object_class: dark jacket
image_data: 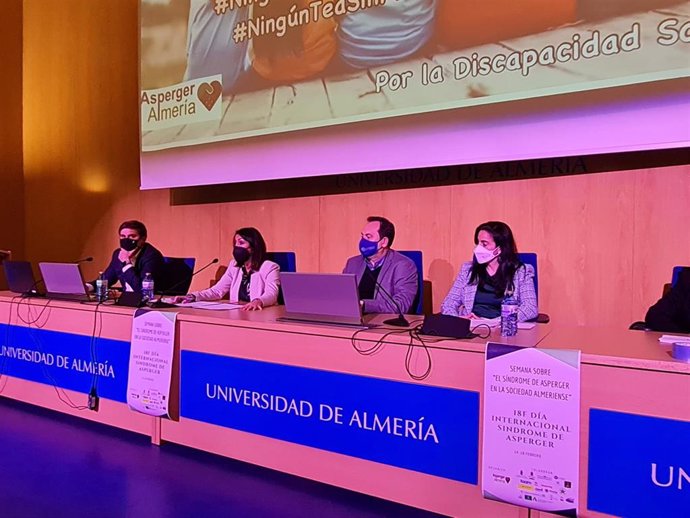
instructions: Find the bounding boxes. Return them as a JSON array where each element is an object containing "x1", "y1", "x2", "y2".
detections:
[
  {"x1": 92, "y1": 243, "x2": 164, "y2": 293},
  {"x1": 343, "y1": 249, "x2": 418, "y2": 314},
  {"x1": 645, "y1": 269, "x2": 690, "y2": 333}
]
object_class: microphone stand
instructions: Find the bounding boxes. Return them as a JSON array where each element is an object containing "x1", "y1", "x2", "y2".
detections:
[
  {"x1": 361, "y1": 258, "x2": 410, "y2": 327},
  {"x1": 148, "y1": 258, "x2": 219, "y2": 308}
]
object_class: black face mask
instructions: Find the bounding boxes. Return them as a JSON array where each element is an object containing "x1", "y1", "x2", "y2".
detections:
[
  {"x1": 232, "y1": 246, "x2": 251, "y2": 265},
  {"x1": 120, "y1": 238, "x2": 139, "y2": 252}
]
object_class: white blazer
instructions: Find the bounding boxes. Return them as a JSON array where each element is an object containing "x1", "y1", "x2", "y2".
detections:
[{"x1": 191, "y1": 259, "x2": 280, "y2": 307}]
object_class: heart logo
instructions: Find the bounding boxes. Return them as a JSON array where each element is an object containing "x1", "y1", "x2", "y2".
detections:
[{"x1": 197, "y1": 81, "x2": 222, "y2": 111}]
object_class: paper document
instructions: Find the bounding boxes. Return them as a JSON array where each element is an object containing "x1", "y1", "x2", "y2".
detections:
[
  {"x1": 659, "y1": 334, "x2": 690, "y2": 344},
  {"x1": 470, "y1": 318, "x2": 500, "y2": 329},
  {"x1": 178, "y1": 301, "x2": 244, "y2": 310}
]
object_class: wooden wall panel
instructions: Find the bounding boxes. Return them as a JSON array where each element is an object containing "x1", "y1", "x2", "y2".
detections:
[
  {"x1": 219, "y1": 196, "x2": 322, "y2": 274},
  {"x1": 22, "y1": 0, "x2": 140, "y2": 275},
  {"x1": 20, "y1": 0, "x2": 690, "y2": 331},
  {"x1": 141, "y1": 189, "x2": 222, "y2": 292},
  {"x1": 0, "y1": 0, "x2": 24, "y2": 285},
  {"x1": 318, "y1": 188, "x2": 453, "y2": 309},
  {"x1": 448, "y1": 172, "x2": 638, "y2": 328},
  {"x1": 527, "y1": 171, "x2": 636, "y2": 328},
  {"x1": 632, "y1": 166, "x2": 690, "y2": 319}
]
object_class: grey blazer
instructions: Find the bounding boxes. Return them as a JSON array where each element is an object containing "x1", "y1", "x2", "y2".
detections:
[
  {"x1": 343, "y1": 250, "x2": 418, "y2": 314},
  {"x1": 441, "y1": 261, "x2": 538, "y2": 322}
]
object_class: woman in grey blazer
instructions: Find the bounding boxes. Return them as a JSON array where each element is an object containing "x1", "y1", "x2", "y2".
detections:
[{"x1": 441, "y1": 221, "x2": 538, "y2": 322}]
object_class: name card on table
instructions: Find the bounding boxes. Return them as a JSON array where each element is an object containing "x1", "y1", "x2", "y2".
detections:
[
  {"x1": 127, "y1": 309, "x2": 177, "y2": 418},
  {"x1": 482, "y1": 343, "x2": 581, "y2": 517}
]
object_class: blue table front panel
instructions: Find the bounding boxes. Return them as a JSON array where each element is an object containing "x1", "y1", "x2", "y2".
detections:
[
  {"x1": 181, "y1": 351, "x2": 480, "y2": 484},
  {"x1": 0, "y1": 323, "x2": 130, "y2": 403},
  {"x1": 588, "y1": 409, "x2": 690, "y2": 517}
]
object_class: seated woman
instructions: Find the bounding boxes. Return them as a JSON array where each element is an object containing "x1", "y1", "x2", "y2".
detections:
[
  {"x1": 184, "y1": 0, "x2": 250, "y2": 94},
  {"x1": 338, "y1": 0, "x2": 436, "y2": 69},
  {"x1": 441, "y1": 221, "x2": 538, "y2": 321},
  {"x1": 645, "y1": 268, "x2": 690, "y2": 333},
  {"x1": 175, "y1": 227, "x2": 280, "y2": 311},
  {"x1": 251, "y1": 1, "x2": 336, "y2": 83}
]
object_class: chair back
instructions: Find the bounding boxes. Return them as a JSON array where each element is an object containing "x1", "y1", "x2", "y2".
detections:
[
  {"x1": 266, "y1": 252, "x2": 296, "y2": 273},
  {"x1": 517, "y1": 252, "x2": 538, "y2": 301},
  {"x1": 160, "y1": 257, "x2": 196, "y2": 295},
  {"x1": 397, "y1": 250, "x2": 423, "y2": 315},
  {"x1": 671, "y1": 266, "x2": 690, "y2": 288},
  {"x1": 517, "y1": 252, "x2": 550, "y2": 323},
  {"x1": 266, "y1": 252, "x2": 296, "y2": 305}
]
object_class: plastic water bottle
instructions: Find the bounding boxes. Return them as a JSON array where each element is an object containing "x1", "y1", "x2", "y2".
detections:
[
  {"x1": 142, "y1": 272, "x2": 154, "y2": 302},
  {"x1": 501, "y1": 292, "x2": 519, "y2": 337},
  {"x1": 95, "y1": 271, "x2": 108, "y2": 302}
]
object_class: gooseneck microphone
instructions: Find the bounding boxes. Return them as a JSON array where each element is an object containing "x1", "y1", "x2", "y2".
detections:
[
  {"x1": 362, "y1": 263, "x2": 410, "y2": 327},
  {"x1": 75, "y1": 256, "x2": 94, "y2": 263}
]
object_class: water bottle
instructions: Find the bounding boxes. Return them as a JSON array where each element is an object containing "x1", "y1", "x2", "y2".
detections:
[
  {"x1": 95, "y1": 271, "x2": 108, "y2": 302},
  {"x1": 501, "y1": 291, "x2": 519, "y2": 337},
  {"x1": 142, "y1": 272, "x2": 154, "y2": 302}
]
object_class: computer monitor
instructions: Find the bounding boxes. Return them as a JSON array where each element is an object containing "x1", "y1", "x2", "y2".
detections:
[
  {"x1": 38, "y1": 262, "x2": 89, "y2": 299},
  {"x1": 279, "y1": 273, "x2": 363, "y2": 326},
  {"x1": 2, "y1": 260, "x2": 38, "y2": 295}
]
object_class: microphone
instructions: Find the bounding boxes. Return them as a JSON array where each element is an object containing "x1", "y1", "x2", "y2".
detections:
[
  {"x1": 75, "y1": 256, "x2": 93, "y2": 263},
  {"x1": 362, "y1": 261, "x2": 410, "y2": 327},
  {"x1": 150, "y1": 258, "x2": 220, "y2": 305}
]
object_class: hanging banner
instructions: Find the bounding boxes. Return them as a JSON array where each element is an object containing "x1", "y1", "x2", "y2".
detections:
[
  {"x1": 127, "y1": 309, "x2": 177, "y2": 418},
  {"x1": 482, "y1": 343, "x2": 581, "y2": 517}
]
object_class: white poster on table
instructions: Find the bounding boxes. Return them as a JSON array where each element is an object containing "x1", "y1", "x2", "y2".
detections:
[
  {"x1": 482, "y1": 343, "x2": 581, "y2": 517},
  {"x1": 127, "y1": 309, "x2": 177, "y2": 418}
]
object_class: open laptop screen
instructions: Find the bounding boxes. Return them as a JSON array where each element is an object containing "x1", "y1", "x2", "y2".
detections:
[
  {"x1": 2, "y1": 260, "x2": 37, "y2": 294},
  {"x1": 280, "y1": 273, "x2": 362, "y2": 326},
  {"x1": 38, "y1": 262, "x2": 88, "y2": 295}
]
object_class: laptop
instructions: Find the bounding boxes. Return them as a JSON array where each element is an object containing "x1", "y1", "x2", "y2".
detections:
[
  {"x1": 38, "y1": 262, "x2": 93, "y2": 301},
  {"x1": 2, "y1": 260, "x2": 41, "y2": 295},
  {"x1": 279, "y1": 273, "x2": 365, "y2": 327}
]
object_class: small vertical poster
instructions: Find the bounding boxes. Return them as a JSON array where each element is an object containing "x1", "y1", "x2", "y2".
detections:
[
  {"x1": 127, "y1": 309, "x2": 177, "y2": 418},
  {"x1": 482, "y1": 343, "x2": 581, "y2": 517}
]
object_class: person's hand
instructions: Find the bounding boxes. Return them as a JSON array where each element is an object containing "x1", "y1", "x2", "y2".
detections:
[
  {"x1": 241, "y1": 299, "x2": 263, "y2": 311},
  {"x1": 468, "y1": 313, "x2": 480, "y2": 319},
  {"x1": 118, "y1": 249, "x2": 132, "y2": 264},
  {"x1": 85, "y1": 283, "x2": 95, "y2": 293},
  {"x1": 172, "y1": 294, "x2": 195, "y2": 304}
]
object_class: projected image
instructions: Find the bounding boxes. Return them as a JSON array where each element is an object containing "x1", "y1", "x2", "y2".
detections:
[{"x1": 141, "y1": 0, "x2": 690, "y2": 151}]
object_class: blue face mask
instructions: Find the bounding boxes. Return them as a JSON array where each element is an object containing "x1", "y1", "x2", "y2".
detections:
[{"x1": 359, "y1": 238, "x2": 380, "y2": 258}]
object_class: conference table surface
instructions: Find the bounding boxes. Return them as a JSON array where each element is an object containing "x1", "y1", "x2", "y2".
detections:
[
  {"x1": 2, "y1": 292, "x2": 685, "y2": 367},
  {"x1": 1, "y1": 293, "x2": 688, "y2": 518},
  {"x1": 4, "y1": 292, "x2": 682, "y2": 364}
]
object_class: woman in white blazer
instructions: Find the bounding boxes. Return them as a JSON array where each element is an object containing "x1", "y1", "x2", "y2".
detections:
[{"x1": 176, "y1": 227, "x2": 280, "y2": 311}]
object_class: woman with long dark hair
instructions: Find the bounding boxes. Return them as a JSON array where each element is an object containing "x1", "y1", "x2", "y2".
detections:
[
  {"x1": 441, "y1": 221, "x2": 538, "y2": 321},
  {"x1": 175, "y1": 227, "x2": 280, "y2": 311}
]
